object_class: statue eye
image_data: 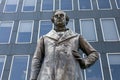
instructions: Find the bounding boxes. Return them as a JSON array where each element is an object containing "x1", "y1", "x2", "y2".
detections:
[
  {"x1": 54, "y1": 15, "x2": 58, "y2": 18},
  {"x1": 54, "y1": 14, "x2": 64, "y2": 18},
  {"x1": 60, "y1": 14, "x2": 64, "y2": 17}
]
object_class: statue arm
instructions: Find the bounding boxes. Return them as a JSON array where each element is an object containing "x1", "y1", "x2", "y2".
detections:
[
  {"x1": 30, "y1": 36, "x2": 45, "y2": 80},
  {"x1": 78, "y1": 35, "x2": 99, "y2": 69}
]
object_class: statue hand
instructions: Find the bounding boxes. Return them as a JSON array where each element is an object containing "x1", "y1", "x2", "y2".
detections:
[{"x1": 72, "y1": 50, "x2": 82, "y2": 59}]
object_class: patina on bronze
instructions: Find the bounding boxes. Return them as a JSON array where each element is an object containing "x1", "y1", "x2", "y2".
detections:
[{"x1": 30, "y1": 10, "x2": 99, "y2": 80}]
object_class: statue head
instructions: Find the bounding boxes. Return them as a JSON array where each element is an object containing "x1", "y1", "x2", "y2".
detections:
[{"x1": 51, "y1": 10, "x2": 69, "y2": 31}]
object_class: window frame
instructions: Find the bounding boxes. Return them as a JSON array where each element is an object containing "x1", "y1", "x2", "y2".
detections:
[
  {"x1": 40, "y1": 0, "x2": 55, "y2": 12},
  {"x1": 106, "y1": 53, "x2": 120, "y2": 80},
  {"x1": 79, "y1": 18, "x2": 98, "y2": 42},
  {"x1": 78, "y1": 0, "x2": 93, "y2": 11},
  {"x1": 16, "y1": 20, "x2": 34, "y2": 44},
  {"x1": 115, "y1": 0, "x2": 120, "y2": 9},
  {"x1": 66, "y1": 19, "x2": 75, "y2": 32},
  {"x1": 21, "y1": 0, "x2": 37, "y2": 12},
  {"x1": 0, "y1": 21, "x2": 14, "y2": 44},
  {"x1": 84, "y1": 53, "x2": 104, "y2": 80},
  {"x1": 38, "y1": 20, "x2": 53, "y2": 40},
  {"x1": 96, "y1": 0, "x2": 112, "y2": 10},
  {"x1": 3, "y1": 0, "x2": 19, "y2": 13},
  {"x1": 0, "y1": 55, "x2": 7, "y2": 80},
  {"x1": 100, "y1": 18, "x2": 120, "y2": 42},
  {"x1": 8, "y1": 55, "x2": 30, "y2": 80},
  {"x1": 59, "y1": 0, "x2": 74, "y2": 11}
]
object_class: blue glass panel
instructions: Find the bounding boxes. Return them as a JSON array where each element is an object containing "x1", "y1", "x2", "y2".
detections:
[
  {"x1": 116, "y1": 0, "x2": 120, "y2": 8},
  {"x1": 10, "y1": 56, "x2": 28, "y2": 80},
  {"x1": 79, "y1": 0, "x2": 91, "y2": 9},
  {"x1": 110, "y1": 65, "x2": 120, "y2": 80},
  {"x1": 42, "y1": 0, "x2": 53, "y2": 10},
  {"x1": 0, "y1": 0, "x2": 2, "y2": 4},
  {"x1": 4, "y1": 5, "x2": 17, "y2": 12},
  {"x1": 0, "y1": 56, "x2": 5, "y2": 78},
  {"x1": 86, "y1": 60, "x2": 103, "y2": 80},
  {"x1": 61, "y1": 0, "x2": 72, "y2": 10},
  {"x1": 23, "y1": 6, "x2": 34, "y2": 11},
  {"x1": 39, "y1": 21, "x2": 52, "y2": 37},
  {"x1": 17, "y1": 32, "x2": 31, "y2": 42},
  {"x1": 0, "y1": 27, "x2": 11, "y2": 43},
  {"x1": 98, "y1": 0, "x2": 111, "y2": 9}
]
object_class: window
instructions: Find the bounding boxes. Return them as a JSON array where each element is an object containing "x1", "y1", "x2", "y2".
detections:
[
  {"x1": 100, "y1": 18, "x2": 119, "y2": 41},
  {"x1": 84, "y1": 54, "x2": 104, "y2": 80},
  {"x1": 78, "y1": 0, "x2": 93, "y2": 10},
  {"x1": 80, "y1": 19, "x2": 98, "y2": 42},
  {"x1": 115, "y1": 0, "x2": 120, "y2": 8},
  {"x1": 0, "y1": 0, "x2": 1, "y2": 3},
  {"x1": 60, "y1": 0, "x2": 73, "y2": 10},
  {"x1": 22, "y1": 0, "x2": 36, "y2": 12},
  {"x1": 16, "y1": 21, "x2": 33, "y2": 43},
  {"x1": 41, "y1": 0, "x2": 54, "y2": 11},
  {"x1": 107, "y1": 53, "x2": 120, "y2": 80},
  {"x1": 4, "y1": 0, "x2": 19, "y2": 12},
  {"x1": 38, "y1": 20, "x2": 53, "y2": 38},
  {"x1": 0, "y1": 21, "x2": 14, "y2": 44},
  {"x1": 97, "y1": 0, "x2": 111, "y2": 9},
  {"x1": 66, "y1": 19, "x2": 75, "y2": 32},
  {"x1": 0, "y1": 55, "x2": 6, "y2": 80},
  {"x1": 9, "y1": 55, "x2": 29, "y2": 80}
]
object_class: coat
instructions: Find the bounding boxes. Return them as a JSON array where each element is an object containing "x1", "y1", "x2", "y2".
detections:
[{"x1": 30, "y1": 29, "x2": 99, "y2": 80}]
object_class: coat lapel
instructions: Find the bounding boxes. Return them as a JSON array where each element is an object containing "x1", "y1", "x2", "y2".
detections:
[
  {"x1": 45, "y1": 29, "x2": 78, "y2": 42},
  {"x1": 45, "y1": 29, "x2": 60, "y2": 41},
  {"x1": 58, "y1": 29, "x2": 77, "y2": 42}
]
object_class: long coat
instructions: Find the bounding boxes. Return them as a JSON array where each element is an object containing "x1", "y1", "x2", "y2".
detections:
[{"x1": 30, "y1": 29, "x2": 99, "y2": 80}]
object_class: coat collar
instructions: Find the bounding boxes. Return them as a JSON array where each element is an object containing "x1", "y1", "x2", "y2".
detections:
[{"x1": 45, "y1": 29, "x2": 78, "y2": 42}]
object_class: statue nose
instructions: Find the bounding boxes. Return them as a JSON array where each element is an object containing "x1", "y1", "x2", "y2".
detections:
[{"x1": 58, "y1": 15, "x2": 61, "y2": 18}]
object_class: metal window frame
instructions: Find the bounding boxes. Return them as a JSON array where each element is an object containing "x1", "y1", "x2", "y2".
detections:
[
  {"x1": 0, "y1": 21, "x2": 14, "y2": 44},
  {"x1": 40, "y1": 0, "x2": 55, "y2": 12},
  {"x1": 21, "y1": 0, "x2": 37, "y2": 12},
  {"x1": 96, "y1": 0, "x2": 112, "y2": 10},
  {"x1": 100, "y1": 18, "x2": 120, "y2": 42},
  {"x1": 8, "y1": 55, "x2": 30, "y2": 80},
  {"x1": 78, "y1": 0, "x2": 93, "y2": 11},
  {"x1": 16, "y1": 20, "x2": 34, "y2": 44},
  {"x1": 79, "y1": 18, "x2": 98, "y2": 42},
  {"x1": 3, "y1": 0, "x2": 20, "y2": 13}
]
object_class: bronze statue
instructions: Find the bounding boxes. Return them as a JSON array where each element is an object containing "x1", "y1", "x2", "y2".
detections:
[{"x1": 30, "y1": 10, "x2": 99, "y2": 80}]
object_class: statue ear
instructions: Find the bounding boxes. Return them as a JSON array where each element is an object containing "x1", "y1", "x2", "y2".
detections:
[
  {"x1": 66, "y1": 15, "x2": 69, "y2": 22},
  {"x1": 51, "y1": 16, "x2": 54, "y2": 23},
  {"x1": 66, "y1": 15, "x2": 69, "y2": 25}
]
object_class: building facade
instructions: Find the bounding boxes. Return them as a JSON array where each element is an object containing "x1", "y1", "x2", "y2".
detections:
[{"x1": 0, "y1": 0, "x2": 120, "y2": 80}]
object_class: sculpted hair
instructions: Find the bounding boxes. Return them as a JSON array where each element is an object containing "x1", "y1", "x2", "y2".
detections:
[{"x1": 51, "y1": 10, "x2": 69, "y2": 25}]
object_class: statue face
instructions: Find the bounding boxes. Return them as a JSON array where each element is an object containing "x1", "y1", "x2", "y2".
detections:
[{"x1": 53, "y1": 10, "x2": 66, "y2": 27}]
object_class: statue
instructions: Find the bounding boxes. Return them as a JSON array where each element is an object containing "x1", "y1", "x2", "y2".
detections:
[{"x1": 30, "y1": 10, "x2": 99, "y2": 80}]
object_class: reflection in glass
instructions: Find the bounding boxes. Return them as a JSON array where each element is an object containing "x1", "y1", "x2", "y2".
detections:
[
  {"x1": 80, "y1": 19, "x2": 97, "y2": 41},
  {"x1": 22, "y1": 0, "x2": 36, "y2": 11},
  {"x1": 101, "y1": 19, "x2": 119, "y2": 41},
  {"x1": 9, "y1": 56, "x2": 29, "y2": 80},
  {"x1": 97, "y1": 0, "x2": 111, "y2": 9},
  {"x1": 79, "y1": 0, "x2": 92, "y2": 10},
  {"x1": 60, "y1": 0, "x2": 72, "y2": 10},
  {"x1": 0, "y1": 22, "x2": 13, "y2": 43},
  {"x1": 41, "y1": 0, "x2": 54, "y2": 11},
  {"x1": 116, "y1": 0, "x2": 120, "y2": 8},
  {"x1": 4, "y1": 0, "x2": 19, "y2": 12},
  {"x1": 0, "y1": 56, "x2": 6, "y2": 80},
  {"x1": 39, "y1": 21, "x2": 52, "y2": 38},
  {"x1": 17, "y1": 21, "x2": 33, "y2": 43},
  {"x1": 85, "y1": 58, "x2": 103, "y2": 80},
  {"x1": 108, "y1": 54, "x2": 120, "y2": 80}
]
